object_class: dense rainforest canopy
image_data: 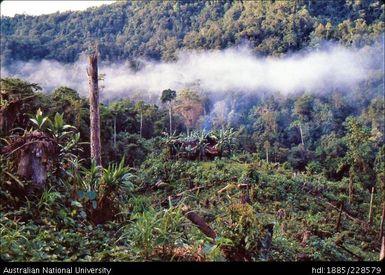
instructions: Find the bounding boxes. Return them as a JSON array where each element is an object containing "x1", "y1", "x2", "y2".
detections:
[
  {"x1": 1, "y1": 0, "x2": 384, "y2": 64},
  {"x1": 0, "y1": 0, "x2": 385, "y2": 263}
]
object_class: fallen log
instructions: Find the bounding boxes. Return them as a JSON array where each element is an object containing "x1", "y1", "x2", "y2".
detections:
[
  {"x1": 336, "y1": 244, "x2": 364, "y2": 260},
  {"x1": 336, "y1": 203, "x2": 343, "y2": 232},
  {"x1": 155, "y1": 180, "x2": 168, "y2": 189},
  {"x1": 160, "y1": 185, "x2": 209, "y2": 206},
  {"x1": 218, "y1": 183, "x2": 248, "y2": 194},
  {"x1": 175, "y1": 185, "x2": 207, "y2": 197},
  {"x1": 181, "y1": 204, "x2": 217, "y2": 239},
  {"x1": 313, "y1": 229, "x2": 333, "y2": 238},
  {"x1": 324, "y1": 201, "x2": 365, "y2": 225}
]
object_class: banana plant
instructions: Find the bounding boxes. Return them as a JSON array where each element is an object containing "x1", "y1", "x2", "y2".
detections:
[
  {"x1": 48, "y1": 112, "x2": 77, "y2": 141},
  {"x1": 46, "y1": 113, "x2": 85, "y2": 177},
  {"x1": 215, "y1": 128, "x2": 236, "y2": 156},
  {"x1": 185, "y1": 144, "x2": 195, "y2": 159},
  {"x1": 195, "y1": 131, "x2": 210, "y2": 161},
  {"x1": 29, "y1": 108, "x2": 49, "y2": 130},
  {"x1": 162, "y1": 131, "x2": 182, "y2": 159}
]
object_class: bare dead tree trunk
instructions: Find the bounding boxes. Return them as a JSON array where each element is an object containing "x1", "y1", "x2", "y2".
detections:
[
  {"x1": 348, "y1": 175, "x2": 354, "y2": 204},
  {"x1": 380, "y1": 202, "x2": 385, "y2": 241},
  {"x1": 380, "y1": 236, "x2": 385, "y2": 261},
  {"x1": 169, "y1": 105, "x2": 172, "y2": 136},
  {"x1": 336, "y1": 202, "x2": 343, "y2": 232},
  {"x1": 368, "y1": 187, "x2": 374, "y2": 227},
  {"x1": 113, "y1": 116, "x2": 116, "y2": 149},
  {"x1": 299, "y1": 124, "x2": 304, "y2": 146},
  {"x1": 140, "y1": 111, "x2": 143, "y2": 138},
  {"x1": 87, "y1": 52, "x2": 102, "y2": 166}
]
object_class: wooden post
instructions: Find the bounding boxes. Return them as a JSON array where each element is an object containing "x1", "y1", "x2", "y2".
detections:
[
  {"x1": 87, "y1": 51, "x2": 102, "y2": 166},
  {"x1": 336, "y1": 202, "x2": 343, "y2": 232},
  {"x1": 368, "y1": 187, "x2": 374, "y2": 227},
  {"x1": 380, "y1": 236, "x2": 385, "y2": 261}
]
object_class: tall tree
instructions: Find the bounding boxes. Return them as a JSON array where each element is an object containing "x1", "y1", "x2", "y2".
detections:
[
  {"x1": 264, "y1": 140, "x2": 271, "y2": 163},
  {"x1": 134, "y1": 101, "x2": 145, "y2": 138},
  {"x1": 290, "y1": 120, "x2": 305, "y2": 146},
  {"x1": 161, "y1": 89, "x2": 176, "y2": 135},
  {"x1": 51, "y1": 86, "x2": 83, "y2": 129},
  {"x1": 292, "y1": 95, "x2": 314, "y2": 147},
  {"x1": 87, "y1": 51, "x2": 102, "y2": 166},
  {"x1": 134, "y1": 101, "x2": 156, "y2": 138},
  {"x1": 375, "y1": 145, "x2": 385, "y2": 198},
  {"x1": 174, "y1": 89, "x2": 204, "y2": 136},
  {"x1": 341, "y1": 117, "x2": 376, "y2": 203}
]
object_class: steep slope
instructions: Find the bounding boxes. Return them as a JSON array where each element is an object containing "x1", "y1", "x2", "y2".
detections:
[{"x1": 1, "y1": 0, "x2": 383, "y2": 65}]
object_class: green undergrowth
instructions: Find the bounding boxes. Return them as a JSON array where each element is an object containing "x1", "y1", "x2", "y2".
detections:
[{"x1": 1, "y1": 154, "x2": 381, "y2": 261}]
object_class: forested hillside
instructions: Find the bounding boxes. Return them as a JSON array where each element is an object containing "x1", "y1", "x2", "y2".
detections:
[
  {"x1": 1, "y1": 0, "x2": 384, "y2": 64},
  {"x1": 1, "y1": 0, "x2": 385, "y2": 263}
]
